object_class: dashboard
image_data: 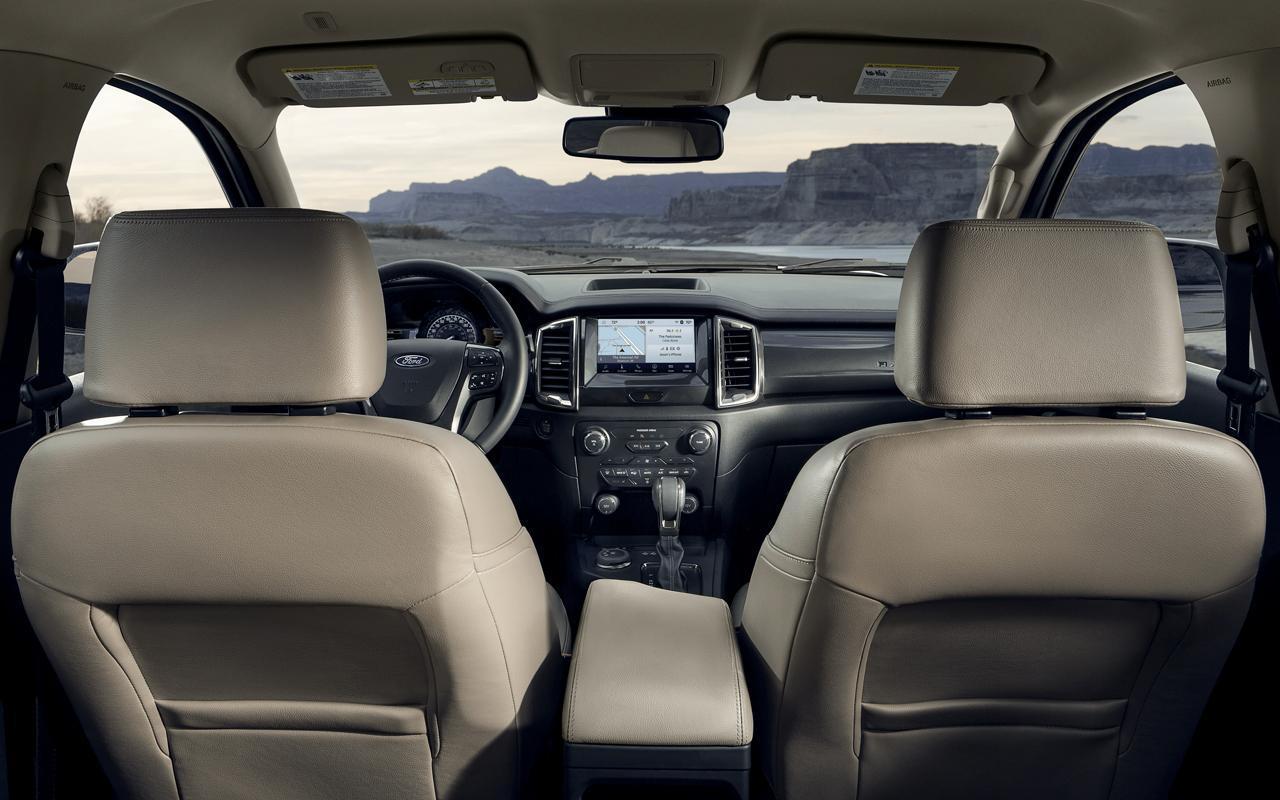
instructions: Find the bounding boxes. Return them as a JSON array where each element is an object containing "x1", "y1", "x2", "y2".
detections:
[
  {"x1": 391, "y1": 267, "x2": 924, "y2": 604},
  {"x1": 384, "y1": 284, "x2": 502, "y2": 345}
]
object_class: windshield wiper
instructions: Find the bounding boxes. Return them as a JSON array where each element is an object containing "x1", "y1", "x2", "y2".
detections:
[
  {"x1": 518, "y1": 262, "x2": 780, "y2": 275},
  {"x1": 777, "y1": 258, "x2": 904, "y2": 276},
  {"x1": 516, "y1": 260, "x2": 906, "y2": 276}
]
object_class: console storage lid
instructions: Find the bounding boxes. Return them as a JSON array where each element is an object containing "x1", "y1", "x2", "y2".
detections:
[{"x1": 564, "y1": 579, "x2": 752, "y2": 747}]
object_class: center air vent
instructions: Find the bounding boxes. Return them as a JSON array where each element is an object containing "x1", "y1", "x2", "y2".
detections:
[
  {"x1": 535, "y1": 318, "x2": 579, "y2": 409},
  {"x1": 715, "y1": 317, "x2": 763, "y2": 408}
]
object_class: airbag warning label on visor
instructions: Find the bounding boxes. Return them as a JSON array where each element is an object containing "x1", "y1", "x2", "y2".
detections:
[
  {"x1": 283, "y1": 66, "x2": 391, "y2": 101},
  {"x1": 854, "y1": 63, "x2": 958, "y2": 98},
  {"x1": 409, "y1": 77, "x2": 498, "y2": 96}
]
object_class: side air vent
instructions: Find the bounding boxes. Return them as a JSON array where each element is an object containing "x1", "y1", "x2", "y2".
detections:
[
  {"x1": 715, "y1": 317, "x2": 763, "y2": 408},
  {"x1": 535, "y1": 318, "x2": 579, "y2": 409}
]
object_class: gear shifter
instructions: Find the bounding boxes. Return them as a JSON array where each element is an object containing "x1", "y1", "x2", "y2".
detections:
[{"x1": 652, "y1": 475, "x2": 687, "y2": 591}]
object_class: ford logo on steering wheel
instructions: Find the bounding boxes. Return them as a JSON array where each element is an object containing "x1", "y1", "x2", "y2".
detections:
[{"x1": 394, "y1": 354, "x2": 432, "y2": 368}]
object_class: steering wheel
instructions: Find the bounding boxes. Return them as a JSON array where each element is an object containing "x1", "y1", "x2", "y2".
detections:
[{"x1": 371, "y1": 259, "x2": 528, "y2": 452}]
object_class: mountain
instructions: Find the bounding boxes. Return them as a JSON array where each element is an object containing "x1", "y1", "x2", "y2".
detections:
[
  {"x1": 1073, "y1": 143, "x2": 1217, "y2": 177},
  {"x1": 354, "y1": 142, "x2": 1222, "y2": 244},
  {"x1": 366, "y1": 166, "x2": 786, "y2": 218},
  {"x1": 667, "y1": 143, "x2": 995, "y2": 224}
]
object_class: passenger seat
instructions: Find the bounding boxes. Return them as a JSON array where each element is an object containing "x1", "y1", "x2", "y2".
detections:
[{"x1": 737, "y1": 219, "x2": 1265, "y2": 799}]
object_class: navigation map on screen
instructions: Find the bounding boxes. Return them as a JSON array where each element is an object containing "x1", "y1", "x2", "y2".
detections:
[{"x1": 596, "y1": 318, "x2": 696, "y2": 374}]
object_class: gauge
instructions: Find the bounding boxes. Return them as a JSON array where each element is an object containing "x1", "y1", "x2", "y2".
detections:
[{"x1": 418, "y1": 308, "x2": 481, "y2": 343}]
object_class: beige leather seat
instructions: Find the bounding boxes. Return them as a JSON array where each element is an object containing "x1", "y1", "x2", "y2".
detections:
[
  {"x1": 12, "y1": 209, "x2": 564, "y2": 800},
  {"x1": 739, "y1": 219, "x2": 1266, "y2": 799}
]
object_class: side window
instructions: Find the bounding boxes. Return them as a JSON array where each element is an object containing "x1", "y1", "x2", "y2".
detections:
[
  {"x1": 1055, "y1": 85, "x2": 1225, "y2": 368},
  {"x1": 62, "y1": 84, "x2": 229, "y2": 374}
]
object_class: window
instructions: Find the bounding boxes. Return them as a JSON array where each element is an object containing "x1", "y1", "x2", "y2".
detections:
[
  {"x1": 1056, "y1": 84, "x2": 1225, "y2": 368},
  {"x1": 276, "y1": 97, "x2": 1013, "y2": 269},
  {"x1": 62, "y1": 83, "x2": 229, "y2": 374}
]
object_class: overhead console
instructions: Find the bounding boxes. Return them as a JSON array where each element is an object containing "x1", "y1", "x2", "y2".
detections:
[
  {"x1": 243, "y1": 38, "x2": 537, "y2": 107},
  {"x1": 757, "y1": 38, "x2": 1047, "y2": 105}
]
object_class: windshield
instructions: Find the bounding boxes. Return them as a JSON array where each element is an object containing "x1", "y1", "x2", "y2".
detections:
[{"x1": 277, "y1": 97, "x2": 1011, "y2": 269}]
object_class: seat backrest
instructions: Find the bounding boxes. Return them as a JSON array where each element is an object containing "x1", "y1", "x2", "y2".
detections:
[
  {"x1": 12, "y1": 210, "x2": 562, "y2": 800},
  {"x1": 741, "y1": 220, "x2": 1265, "y2": 800}
]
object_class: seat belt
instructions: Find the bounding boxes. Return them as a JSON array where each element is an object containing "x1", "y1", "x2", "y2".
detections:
[
  {"x1": 10, "y1": 165, "x2": 75, "y2": 439},
  {"x1": 1215, "y1": 160, "x2": 1274, "y2": 446},
  {"x1": 1217, "y1": 229, "x2": 1271, "y2": 445}
]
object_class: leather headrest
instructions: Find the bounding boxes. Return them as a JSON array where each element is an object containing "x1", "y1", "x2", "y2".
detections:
[
  {"x1": 895, "y1": 219, "x2": 1186, "y2": 409},
  {"x1": 84, "y1": 209, "x2": 386, "y2": 407}
]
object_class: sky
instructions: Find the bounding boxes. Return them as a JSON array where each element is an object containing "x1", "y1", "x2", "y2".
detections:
[{"x1": 67, "y1": 85, "x2": 1215, "y2": 216}]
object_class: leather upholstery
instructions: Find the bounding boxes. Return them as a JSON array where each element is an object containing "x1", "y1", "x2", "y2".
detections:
[
  {"x1": 563, "y1": 579, "x2": 752, "y2": 748},
  {"x1": 895, "y1": 219, "x2": 1187, "y2": 408},
  {"x1": 84, "y1": 209, "x2": 385, "y2": 407},
  {"x1": 16, "y1": 413, "x2": 564, "y2": 800},
  {"x1": 13, "y1": 210, "x2": 562, "y2": 799},
  {"x1": 741, "y1": 220, "x2": 1266, "y2": 799}
]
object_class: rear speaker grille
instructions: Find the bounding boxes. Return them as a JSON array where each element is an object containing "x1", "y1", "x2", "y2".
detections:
[
  {"x1": 536, "y1": 318, "x2": 578, "y2": 409},
  {"x1": 716, "y1": 317, "x2": 762, "y2": 408}
]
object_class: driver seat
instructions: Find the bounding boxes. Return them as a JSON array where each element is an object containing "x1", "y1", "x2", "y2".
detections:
[{"x1": 12, "y1": 209, "x2": 565, "y2": 799}]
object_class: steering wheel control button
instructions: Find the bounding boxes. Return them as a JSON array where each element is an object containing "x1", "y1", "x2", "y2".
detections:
[
  {"x1": 582, "y1": 426, "x2": 611, "y2": 455},
  {"x1": 595, "y1": 547, "x2": 631, "y2": 570},
  {"x1": 468, "y1": 370, "x2": 499, "y2": 391},
  {"x1": 466, "y1": 347, "x2": 501, "y2": 367},
  {"x1": 594, "y1": 493, "x2": 621, "y2": 516}
]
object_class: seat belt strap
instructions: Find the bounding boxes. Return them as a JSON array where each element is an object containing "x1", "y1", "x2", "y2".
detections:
[
  {"x1": 11, "y1": 166, "x2": 75, "y2": 439},
  {"x1": 1217, "y1": 225, "x2": 1271, "y2": 445}
]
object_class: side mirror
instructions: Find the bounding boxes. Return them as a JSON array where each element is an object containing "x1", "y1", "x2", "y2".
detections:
[
  {"x1": 563, "y1": 116, "x2": 723, "y2": 163},
  {"x1": 1167, "y1": 238, "x2": 1226, "y2": 333},
  {"x1": 64, "y1": 243, "x2": 97, "y2": 333}
]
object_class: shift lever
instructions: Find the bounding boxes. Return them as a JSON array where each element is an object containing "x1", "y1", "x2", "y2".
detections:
[{"x1": 652, "y1": 476, "x2": 687, "y2": 591}]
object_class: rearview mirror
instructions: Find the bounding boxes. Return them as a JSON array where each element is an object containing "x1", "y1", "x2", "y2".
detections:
[
  {"x1": 64, "y1": 243, "x2": 97, "y2": 333},
  {"x1": 1167, "y1": 238, "x2": 1226, "y2": 333},
  {"x1": 563, "y1": 117, "x2": 723, "y2": 163}
]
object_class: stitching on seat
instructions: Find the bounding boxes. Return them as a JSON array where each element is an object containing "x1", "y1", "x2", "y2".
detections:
[
  {"x1": 764, "y1": 537, "x2": 815, "y2": 565},
  {"x1": 476, "y1": 544, "x2": 534, "y2": 574},
  {"x1": 71, "y1": 589, "x2": 171, "y2": 759},
  {"x1": 722, "y1": 603, "x2": 745, "y2": 746},
  {"x1": 403, "y1": 570, "x2": 475, "y2": 612},
  {"x1": 565, "y1": 588, "x2": 596, "y2": 741},
  {"x1": 472, "y1": 528, "x2": 526, "y2": 558},
  {"x1": 757, "y1": 552, "x2": 811, "y2": 582}
]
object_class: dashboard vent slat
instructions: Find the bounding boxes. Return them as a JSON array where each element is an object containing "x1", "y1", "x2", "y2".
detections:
[
  {"x1": 535, "y1": 318, "x2": 579, "y2": 409},
  {"x1": 715, "y1": 317, "x2": 763, "y2": 408}
]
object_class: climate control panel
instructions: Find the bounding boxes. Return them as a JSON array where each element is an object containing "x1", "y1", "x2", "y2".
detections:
[{"x1": 574, "y1": 421, "x2": 719, "y2": 510}]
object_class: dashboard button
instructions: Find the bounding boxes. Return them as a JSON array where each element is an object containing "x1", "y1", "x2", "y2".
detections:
[
  {"x1": 627, "y1": 391, "x2": 666, "y2": 404},
  {"x1": 582, "y1": 426, "x2": 611, "y2": 455}
]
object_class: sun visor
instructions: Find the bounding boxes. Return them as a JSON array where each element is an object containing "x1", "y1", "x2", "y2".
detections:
[
  {"x1": 244, "y1": 39, "x2": 537, "y2": 107},
  {"x1": 757, "y1": 39, "x2": 1045, "y2": 105}
]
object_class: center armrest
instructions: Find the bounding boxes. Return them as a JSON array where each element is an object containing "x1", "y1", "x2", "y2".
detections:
[{"x1": 563, "y1": 579, "x2": 753, "y2": 748}]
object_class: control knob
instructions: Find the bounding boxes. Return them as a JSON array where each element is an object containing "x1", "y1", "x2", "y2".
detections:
[
  {"x1": 686, "y1": 426, "x2": 714, "y2": 455},
  {"x1": 582, "y1": 426, "x2": 611, "y2": 456},
  {"x1": 595, "y1": 493, "x2": 620, "y2": 516}
]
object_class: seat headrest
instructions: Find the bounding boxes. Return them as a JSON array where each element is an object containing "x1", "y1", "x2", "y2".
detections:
[
  {"x1": 84, "y1": 209, "x2": 386, "y2": 407},
  {"x1": 895, "y1": 219, "x2": 1186, "y2": 409}
]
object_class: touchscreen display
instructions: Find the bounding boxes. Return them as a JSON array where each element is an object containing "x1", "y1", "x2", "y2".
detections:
[{"x1": 596, "y1": 318, "x2": 697, "y2": 374}]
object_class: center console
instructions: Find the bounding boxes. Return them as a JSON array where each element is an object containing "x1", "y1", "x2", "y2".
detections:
[
  {"x1": 562, "y1": 579, "x2": 752, "y2": 799},
  {"x1": 533, "y1": 314, "x2": 762, "y2": 601}
]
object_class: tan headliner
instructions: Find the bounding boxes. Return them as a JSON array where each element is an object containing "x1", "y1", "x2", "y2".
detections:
[{"x1": 3, "y1": 0, "x2": 1280, "y2": 149}]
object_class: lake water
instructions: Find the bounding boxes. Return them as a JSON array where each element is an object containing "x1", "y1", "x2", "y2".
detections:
[{"x1": 663, "y1": 244, "x2": 915, "y2": 263}]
